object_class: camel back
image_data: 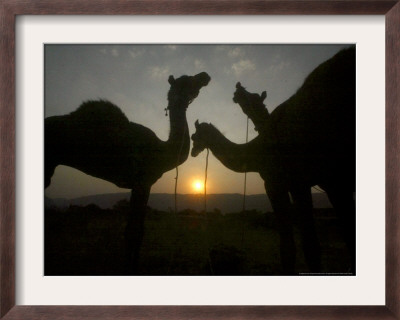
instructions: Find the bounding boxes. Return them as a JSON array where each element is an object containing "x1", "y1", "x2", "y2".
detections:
[
  {"x1": 267, "y1": 46, "x2": 356, "y2": 154},
  {"x1": 71, "y1": 100, "x2": 130, "y2": 126}
]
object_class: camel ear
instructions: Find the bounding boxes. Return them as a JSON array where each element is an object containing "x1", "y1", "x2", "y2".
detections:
[
  {"x1": 236, "y1": 82, "x2": 241, "y2": 88},
  {"x1": 261, "y1": 91, "x2": 267, "y2": 101},
  {"x1": 168, "y1": 75, "x2": 175, "y2": 84},
  {"x1": 195, "y1": 120, "x2": 199, "y2": 128}
]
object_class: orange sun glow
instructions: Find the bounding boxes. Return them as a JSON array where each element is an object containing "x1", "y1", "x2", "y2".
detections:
[{"x1": 192, "y1": 180, "x2": 205, "y2": 193}]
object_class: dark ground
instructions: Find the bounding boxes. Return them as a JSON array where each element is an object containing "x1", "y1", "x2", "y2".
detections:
[{"x1": 45, "y1": 200, "x2": 351, "y2": 276}]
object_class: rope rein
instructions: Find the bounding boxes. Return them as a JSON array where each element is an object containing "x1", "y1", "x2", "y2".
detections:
[
  {"x1": 166, "y1": 99, "x2": 189, "y2": 274},
  {"x1": 242, "y1": 116, "x2": 249, "y2": 212},
  {"x1": 174, "y1": 166, "x2": 179, "y2": 214},
  {"x1": 202, "y1": 148, "x2": 214, "y2": 274},
  {"x1": 204, "y1": 148, "x2": 209, "y2": 213},
  {"x1": 169, "y1": 101, "x2": 191, "y2": 215},
  {"x1": 240, "y1": 116, "x2": 250, "y2": 248}
]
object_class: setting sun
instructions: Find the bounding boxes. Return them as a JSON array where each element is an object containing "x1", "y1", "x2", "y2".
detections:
[{"x1": 192, "y1": 180, "x2": 204, "y2": 193}]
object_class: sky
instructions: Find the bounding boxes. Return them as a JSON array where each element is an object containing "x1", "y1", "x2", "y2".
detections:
[{"x1": 44, "y1": 44, "x2": 349, "y2": 199}]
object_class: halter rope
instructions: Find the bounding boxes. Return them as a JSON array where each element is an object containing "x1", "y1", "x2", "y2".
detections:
[
  {"x1": 242, "y1": 116, "x2": 249, "y2": 212},
  {"x1": 166, "y1": 97, "x2": 191, "y2": 274},
  {"x1": 241, "y1": 116, "x2": 250, "y2": 248},
  {"x1": 204, "y1": 148, "x2": 209, "y2": 213},
  {"x1": 202, "y1": 148, "x2": 214, "y2": 274}
]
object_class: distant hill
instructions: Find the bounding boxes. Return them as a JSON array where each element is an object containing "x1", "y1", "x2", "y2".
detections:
[{"x1": 45, "y1": 192, "x2": 332, "y2": 213}]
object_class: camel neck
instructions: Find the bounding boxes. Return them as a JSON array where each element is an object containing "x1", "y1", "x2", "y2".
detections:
[
  {"x1": 205, "y1": 125, "x2": 262, "y2": 173},
  {"x1": 165, "y1": 105, "x2": 190, "y2": 167},
  {"x1": 248, "y1": 109, "x2": 270, "y2": 132}
]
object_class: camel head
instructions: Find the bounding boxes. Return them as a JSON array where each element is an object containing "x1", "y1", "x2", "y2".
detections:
[
  {"x1": 191, "y1": 120, "x2": 211, "y2": 157},
  {"x1": 167, "y1": 72, "x2": 211, "y2": 110},
  {"x1": 233, "y1": 82, "x2": 269, "y2": 131}
]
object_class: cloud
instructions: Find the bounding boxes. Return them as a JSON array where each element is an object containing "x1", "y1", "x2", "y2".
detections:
[
  {"x1": 148, "y1": 66, "x2": 170, "y2": 80},
  {"x1": 128, "y1": 49, "x2": 145, "y2": 59},
  {"x1": 215, "y1": 46, "x2": 246, "y2": 58},
  {"x1": 194, "y1": 59, "x2": 206, "y2": 71},
  {"x1": 228, "y1": 47, "x2": 245, "y2": 58},
  {"x1": 231, "y1": 59, "x2": 256, "y2": 76},
  {"x1": 111, "y1": 48, "x2": 119, "y2": 57},
  {"x1": 165, "y1": 45, "x2": 177, "y2": 51},
  {"x1": 268, "y1": 60, "x2": 291, "y2": 75},
  {"x1": 99, "y1": 47, "x2": 120, "y2": 58}
]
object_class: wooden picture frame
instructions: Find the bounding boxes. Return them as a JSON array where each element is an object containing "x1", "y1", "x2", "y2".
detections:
[{"x1": 1, "y1": 1, "x2": 399, "y2": 319}]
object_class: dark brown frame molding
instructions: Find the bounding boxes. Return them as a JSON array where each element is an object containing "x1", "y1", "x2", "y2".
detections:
[{"x1": 1, "y1": 1, "x2": 399, "y2": 319}]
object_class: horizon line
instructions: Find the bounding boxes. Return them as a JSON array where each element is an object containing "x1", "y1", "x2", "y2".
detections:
[{"x1": 45, "y1": 190, "x2": 325, "y2": 200}]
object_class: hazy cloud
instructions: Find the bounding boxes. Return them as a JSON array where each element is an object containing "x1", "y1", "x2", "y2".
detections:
[
  {"x1": 99, "y1": 47, "x2": 120, "y2": 58},
  {"x1": 231, "y1": 59, "x2": 256, "y2": 76},
  {"x1": 111, "y1": 48, "x2": 119, "y2": 57},
  {"x1": 165, "y1": 45, "x2": 177, "y2": 51},
  {"x1": 194, "y1": 59, "x2": 206, "y2": 71},
  {"x1": 129, "y1": 49, "x2": 145, "y2": 59},
  {"x1": 228, "y1": 47, "x2": 245, "y2": 58},
  {"x1": 148, "y1": 66, "x2": 170, "y2": 79},
  {"x1": 268, "y1": 60, "x2": 291, "y2": 75}
]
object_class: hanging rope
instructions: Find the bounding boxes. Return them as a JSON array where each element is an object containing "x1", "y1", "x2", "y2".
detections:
[
  {"x1": 167, "y1": 165, "x2": 179, "y2": 275},
  {"x1": 204, "y1": 148, "x2": 209, "y2": 213},
  {"x1": 174, "y1": 167, "x2": 179, "y2": 214},
  {"x1": 241, "y1": 116, "x2": 250, "y2": 248},
  {"x1": 167, "y1": 106, "x2": 188, "y2": 274},
  {"x1": 242, "y1": 117, "x2": 249, "y2": 212},
  {"x1": 165, "y1": 99, "x2": 193, "y2": 215},
  {"x1": 173, "y1": 124, "x2": 188, "y2": 214},
  {"x1": 202, "y1": 148, "x2": 214, "y2": 274}
]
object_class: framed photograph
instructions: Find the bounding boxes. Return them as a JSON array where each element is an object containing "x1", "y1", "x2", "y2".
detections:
[{"x1": 1, "y1": 1, "x2": 399, "y2": 319}]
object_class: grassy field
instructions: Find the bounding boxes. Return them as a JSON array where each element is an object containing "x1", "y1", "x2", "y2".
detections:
[{"x1": 45, "y1": 200, "x2": 351, "y2": 276}]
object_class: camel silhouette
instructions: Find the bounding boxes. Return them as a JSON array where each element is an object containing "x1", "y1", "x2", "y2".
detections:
[
  {"x1": 45, "y1": 72, "x2": 211, "y2": 273},
  {"x1": 191, "y1": 47, "x2": 355, "y2": 274},
  {"x1": 233, "y1": 81, "x2": 323, "y2": 273},
  {"x1": 234, "y1": 82, "x2": 269, "y2": 132}
]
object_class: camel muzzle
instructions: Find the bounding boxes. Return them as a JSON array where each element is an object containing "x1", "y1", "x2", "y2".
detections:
[
  {"x1": 191, "y1": 148, "x2": 201, "y2": 157},
  {"x1": 194, "y1": 72, "x2": 211, "y2": 87}
]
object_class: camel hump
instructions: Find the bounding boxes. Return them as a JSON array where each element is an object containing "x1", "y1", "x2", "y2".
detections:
[
  {"x1": 71, "y1": 100, "x2": 130, "y2": 125},
  {"x1": 301, "y1": 45, "x2": 355, "y2": 91}
]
